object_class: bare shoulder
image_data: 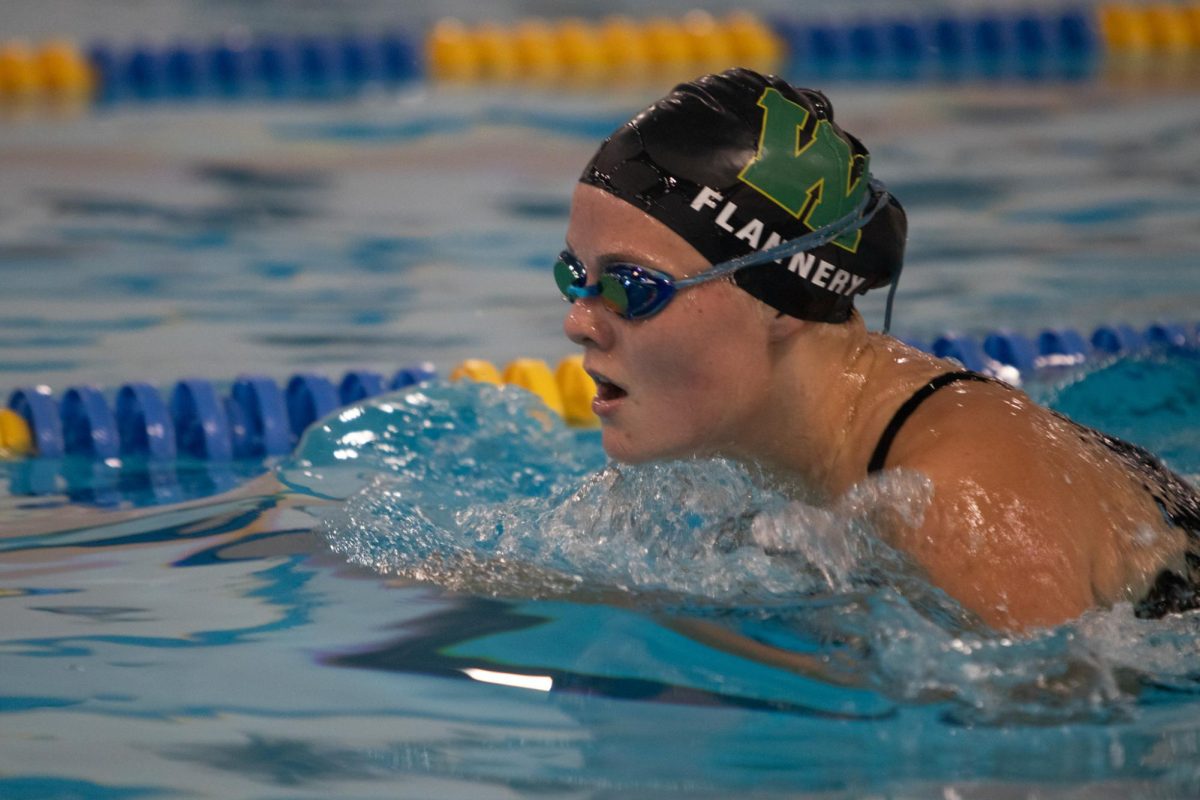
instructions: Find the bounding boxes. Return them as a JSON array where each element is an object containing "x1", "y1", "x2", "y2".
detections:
[
  {"x1": 879, "y1": 378, "x2": 1177, "y2": 631},
  {"x1": 884, "y1": 377, "x2": 1058, "y2": 484}
]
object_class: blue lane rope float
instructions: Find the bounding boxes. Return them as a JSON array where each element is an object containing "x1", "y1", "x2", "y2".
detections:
[
  {"x1": 772, "y1": 8, "x2": 1103, "y2": 81},
  {"x1": 983, "y1": 330, "x2": 1039, "y2": 375},
  {"x1": 932, "y1": 333, "x2": 992, "y2": 373},
  {"x1": 4, "y1": 363, "x2": 445, "y2": 468},
  {"x1": 61, "y1": 385, "x2": 120, "y2": 459},
  {"x1": 1091, "y1": 323, "x2": 1143, "y2": 355},
  {"x1": 170, "y1": 379, "x2": 233, "y2": 461},
  {"x1": 116, "y1": 381, "x2": 177, "y2": 460},
  {"x1": 931, "y1": 322, "x2": 1200, "y2": 375},
  {"x1": 339, "y1": 370, "x2": 386, "y2": 404},
  {"x1": 83, "y1": 31, "x2": 421, "y2": 104},
  {"x1": 1145, "y1": 322, "x2": 1194, "y2": 348},
  {"x1": 229, "y1": 375, "x2": 291, "y2": 459},
  {"x1": 8, "y1": 386, "x2": 64, "y2": 458},
  {"x1": 0, "y1": 360, "x2": 447, "y2": 503},
  {"x1": 1037, "y1": 328, "x2": 1092, "y2": 366},
  {"x1": 286, "y1": 373, "x2": 340, "y2": 441}
]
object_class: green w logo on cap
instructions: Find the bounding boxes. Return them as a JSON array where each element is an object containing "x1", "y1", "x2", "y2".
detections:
[{"x1": 738, "y1": 88, "x2": 869, "y2": 253}]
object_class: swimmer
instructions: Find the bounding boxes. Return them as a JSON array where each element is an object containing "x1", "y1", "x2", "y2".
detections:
[{"x1": 557, "y1": 68, "x2": 1200, "y2": 632}]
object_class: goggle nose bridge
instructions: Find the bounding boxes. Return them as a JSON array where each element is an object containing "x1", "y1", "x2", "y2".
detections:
[{"x1": 566, "y1": 283, "x2": 600, "y2": 301}]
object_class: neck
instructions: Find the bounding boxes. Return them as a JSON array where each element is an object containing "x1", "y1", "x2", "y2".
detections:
[{"x1": 728, "y1": 316, "x2": 877, "y2": 500}]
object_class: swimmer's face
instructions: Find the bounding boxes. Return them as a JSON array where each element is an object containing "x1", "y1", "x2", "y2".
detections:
[{"x1": 563, "y1": 184, "x2": 779, "y2": 464}]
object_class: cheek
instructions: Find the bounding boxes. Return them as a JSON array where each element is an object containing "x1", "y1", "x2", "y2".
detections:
[
  {"x1": 630, "y1": 313, "x2": 767, "y2": 420},
  {"x1": 631, "y1": 332, "x2": 724, "y2": 398},
  {"x1": 653, "y1": 301, "x2": 766, "y2": 381}
]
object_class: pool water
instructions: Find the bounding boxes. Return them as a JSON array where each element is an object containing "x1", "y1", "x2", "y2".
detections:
[
  {"x1": 3, "y1": 79, "x2": 1200, "y2": 389},
  {"x1": 3, "y1": 356, "x2": 1200, "y2": 798},
  {"x1": 3, "y1": 35, "x2": 1200, "y2": 800}
]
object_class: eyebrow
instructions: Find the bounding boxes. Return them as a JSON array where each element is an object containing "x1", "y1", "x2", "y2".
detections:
[{"x1": 563, "y1": 246, "x2": 663, "y2": 271}]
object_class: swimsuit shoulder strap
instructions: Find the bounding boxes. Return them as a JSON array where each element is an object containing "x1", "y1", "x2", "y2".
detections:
[{"x1": 867, "y1": 371, "x2": 992, "y2": 474}]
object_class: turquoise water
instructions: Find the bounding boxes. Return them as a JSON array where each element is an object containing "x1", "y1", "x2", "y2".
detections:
[
  {"x1": 3, "y1": 19, "x2": 1200, "y2": 799},
  {"x1": 2, "y1": 357, "x2": 1199, "y2": 798}
]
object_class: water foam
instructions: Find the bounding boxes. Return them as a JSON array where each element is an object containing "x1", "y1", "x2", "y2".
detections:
[{"x1": 279, "y1": 377, "x2": 1200, "y2": 725}]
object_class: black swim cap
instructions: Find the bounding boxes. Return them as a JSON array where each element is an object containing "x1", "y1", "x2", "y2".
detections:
[{"x1": 580, "y1": 68, "x2": 907, "y2": 323}]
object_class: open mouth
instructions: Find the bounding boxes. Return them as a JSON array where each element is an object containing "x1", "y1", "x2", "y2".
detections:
[
  {"x1": 596, "y1": 379, "x2": 627, "y2": 402},
  {"x1": 589, "y1": 371, "x2": 628, "y2": 403}
]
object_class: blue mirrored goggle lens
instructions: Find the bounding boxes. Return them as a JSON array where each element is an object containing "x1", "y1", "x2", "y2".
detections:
[
  {"x1": 554, "y1": 255, "x2": 586, "y2": 296},
  {"x1": 600, "y1": 266, "x2": 675, "y2": 319},
  {"x1": 554, "y1": 252, "x2": 678, "y2": 320}
]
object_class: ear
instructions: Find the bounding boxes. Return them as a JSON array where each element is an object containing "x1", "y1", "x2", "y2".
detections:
[{"x1": 766, "y1": 311, "x2": 808, "y2": 343}]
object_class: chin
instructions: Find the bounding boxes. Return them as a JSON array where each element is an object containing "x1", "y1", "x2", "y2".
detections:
[
  {"x1": 601, "y1": 440, "x2": 649, "y2": 464},
  {"x1": 600, "y1": 429, "x2": 660, "y2": 464},
  {"x1": 601, "y1": 428, "x2": 699, "y2": 465}
]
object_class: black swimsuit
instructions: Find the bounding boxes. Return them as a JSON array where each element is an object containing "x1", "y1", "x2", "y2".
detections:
[{"x1": 868, "y1": 371, "x2": 1200, "y2": 619}]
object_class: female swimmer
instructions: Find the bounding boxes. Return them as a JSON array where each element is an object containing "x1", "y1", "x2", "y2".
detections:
[{"x1": 556, "y1": 68, "x2": 1200, "y2": 632}]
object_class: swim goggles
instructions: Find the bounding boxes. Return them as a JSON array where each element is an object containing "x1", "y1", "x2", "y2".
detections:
[{"x1": 555, "y1": 178, "x2": 895, "y2": 323}]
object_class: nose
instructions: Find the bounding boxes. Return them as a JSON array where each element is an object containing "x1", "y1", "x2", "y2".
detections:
[{"x1": 563, "y1": 296, "x2": 614, "y2": 350}]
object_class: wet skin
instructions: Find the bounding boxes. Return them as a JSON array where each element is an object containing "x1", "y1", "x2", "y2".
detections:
[
  {"x1": 563, "y1": 183, "x2": 786, "y2": 466},
  {"x1": 563, "y1": 184, "x2": 1191, "y2": 633}
]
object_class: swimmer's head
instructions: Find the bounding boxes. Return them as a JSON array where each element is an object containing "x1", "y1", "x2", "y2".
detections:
[{"x1": 580, "y1": 68, "x2": 907, "y2": 323}]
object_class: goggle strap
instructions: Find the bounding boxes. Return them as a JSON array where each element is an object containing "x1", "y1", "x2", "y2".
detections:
[
  {"x1": 881, "y1": 257, "x2": 903, "y2": 335},
  {"x1": 557, "y1": 178, "x2": 895, "y2": 324},
  {"x1": 676, "y1": 178, "x2": 889, "y2": 290}
]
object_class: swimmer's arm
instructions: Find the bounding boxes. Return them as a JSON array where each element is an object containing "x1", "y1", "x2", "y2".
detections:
[
  {"x1": 662, "y1": 617, "x2": 868, "y2": 687},
  {"x1": 885, "y1": 414, "x2": 1097, "y2": 632}
]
